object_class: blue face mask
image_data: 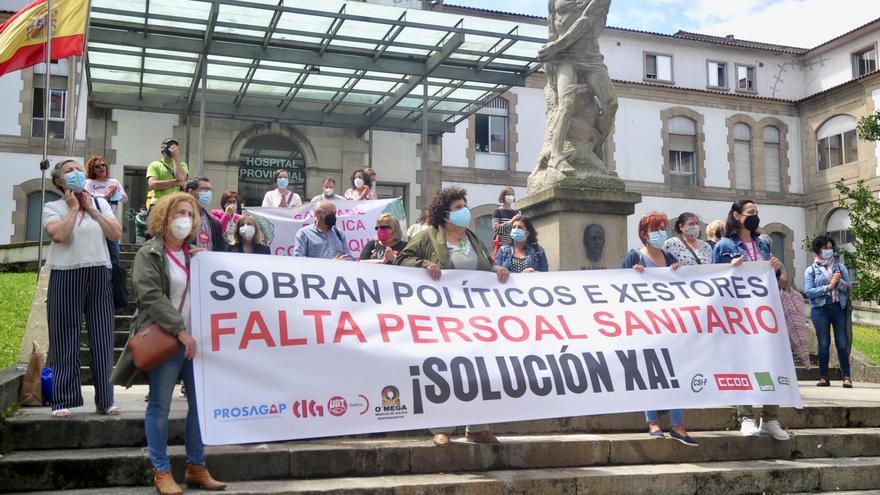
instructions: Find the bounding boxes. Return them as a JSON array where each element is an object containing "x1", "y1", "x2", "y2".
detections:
[
  {"x1": 277, "y1": 177, "x2": 289, "y2": 189},
  {"x1": 64, "y1": 170, "x2": 86, "y2": 192},
  {"x1": 647, "y1": 230, "x2": 667, "y2": 248},
  {"x1": 447, "y1": 206, "x2": 471, "y2": 228},
  {"x1": 197, "y1": 190, "x2": 212, "y2": 208},
  {"x1": 821, "y1": 249, "x2": 834, "y2": 260},
  {"x1": 510, "y1": 227, "x2": 526, "y2": 243}
]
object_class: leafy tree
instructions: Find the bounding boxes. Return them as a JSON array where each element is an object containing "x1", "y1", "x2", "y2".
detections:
[
  {"x1": 835, "y1": 179, "x2": 880, "y2": 304},
  {"x1": 857, "y1": 111, "x2": 880, "y2": 141}
]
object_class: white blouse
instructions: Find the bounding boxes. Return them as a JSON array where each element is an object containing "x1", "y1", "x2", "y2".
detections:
[
  {"x1": 42, "y1": 198, "x2": 115, "y2": 270},
  {"x1": 261, "y1": 189, "x2": 302, "y2": 208}
]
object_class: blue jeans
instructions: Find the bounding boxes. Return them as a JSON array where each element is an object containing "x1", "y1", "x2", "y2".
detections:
[
  {"x1": 145, "y1": 347, "x2": 204, "y2": 472},
  {"x1": 811, "y1": 303, "x2": 851, "y2": 378},
  {"x1": 645, "y1": 409, "x2": 683, "y2": 426}
]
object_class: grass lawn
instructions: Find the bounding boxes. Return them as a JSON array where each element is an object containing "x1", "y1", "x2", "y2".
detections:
[
  {"x1": 853, "y1": 324, "x2": 880, "y2": 364},
  {"x1": 0, "y1": 273, "x2": 37, "y2": 369}
]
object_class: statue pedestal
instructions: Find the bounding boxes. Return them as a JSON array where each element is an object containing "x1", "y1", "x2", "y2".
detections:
[{"x1": 517, "y1": 184, "x2": 642, "y2": 271}]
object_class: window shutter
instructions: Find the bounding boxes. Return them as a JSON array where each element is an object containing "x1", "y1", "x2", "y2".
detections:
[
  {"x1": 734, "y1": 141, "x2": 752, "y2": 190},
  {"x1": 764, "y1": 143, "x2": 781, "y2": 192}
]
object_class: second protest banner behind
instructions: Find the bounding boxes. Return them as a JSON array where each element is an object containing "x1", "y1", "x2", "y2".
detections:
[{"x1": 190, "y1": 253, "x2": 801, "y2": 445}]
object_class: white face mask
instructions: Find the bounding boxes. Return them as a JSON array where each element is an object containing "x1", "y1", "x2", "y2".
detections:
[
  {"x1": 684, "y1": 224, "x2": 700, "y2": 239},
  {"x1": 170, "y1": 217, "x2": 192, "y2": 240},
  {"x1": 354, "y1": 177, "x2": 365, "y2": 188},
  {"x1": 323, "y1": 187, "x2": 335, "y2": 197},
  {"x1": 505, "y1": 194, "x2": 515, "y2": 205},
  {"x1": 239, "y1": 224, "x2": 256, "y2": 241}
]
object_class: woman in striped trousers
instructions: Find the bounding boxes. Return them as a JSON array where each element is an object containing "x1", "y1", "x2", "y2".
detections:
[{"x1": 43, "y1": 159, "x2": 122, "y2": 418}]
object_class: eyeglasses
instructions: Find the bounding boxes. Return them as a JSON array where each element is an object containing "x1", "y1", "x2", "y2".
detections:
[
  {"x1": 375, "y1": 225, "x2": 391, "y2": 230},
  {"x1": 94, "y1": 163, "x2": 107, "y2": 168}
]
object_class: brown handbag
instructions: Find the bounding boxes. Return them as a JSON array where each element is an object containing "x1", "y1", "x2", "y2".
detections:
[{"x1": 128, "y1": 256, "x2": 190, "y2": 372}]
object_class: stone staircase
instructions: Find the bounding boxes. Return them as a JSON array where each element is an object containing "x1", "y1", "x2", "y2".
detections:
[
  {"x1": 4, "y1": 243, "x2": 875, "y2": 494},
  {"x1": 1, "y1": 379, "x2": 877, "y2": 493}
]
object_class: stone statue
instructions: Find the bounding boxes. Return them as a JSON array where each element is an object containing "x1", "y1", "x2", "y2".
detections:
[
  {"x1": 583, "y1": 223, "x2": 605, "y2": 262},
  {"x1": 529, "y1": 0, "x2": 619, "y2": 193}
]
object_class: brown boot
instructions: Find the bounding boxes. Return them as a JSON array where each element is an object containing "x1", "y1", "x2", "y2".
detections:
[
  {"x1": 432, "y1": 433, "x2": 451, "y2": 446},
  {"x1": 184, "y1": 463, "x2": 227, "y2": 491},
  {"x1": 153, "y1": 470, "x2": 183, "y2": 495},
  {"x1": 465, "y1": 431, "x2": 499, "y2": 444}
]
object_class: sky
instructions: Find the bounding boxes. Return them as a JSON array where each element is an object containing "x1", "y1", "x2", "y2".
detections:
[{"x1": 448, "y1": 0, "x2": 880, "y2": 48}]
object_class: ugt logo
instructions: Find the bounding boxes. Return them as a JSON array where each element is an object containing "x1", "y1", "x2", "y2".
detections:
[{"x1": 292, "y1": 399, "x2": 324, "y2": 418}]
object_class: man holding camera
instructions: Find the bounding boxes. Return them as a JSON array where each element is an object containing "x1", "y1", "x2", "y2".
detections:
[{"x1": 146, "y1": 138, "x2": 189, "y2": 209}]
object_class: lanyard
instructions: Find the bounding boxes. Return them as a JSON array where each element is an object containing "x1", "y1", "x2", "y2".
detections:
[
  {"x1": 743, "y1": 238, "x2": 758, "y2": 261},
  {"x1": 283, "y1": 192, "x2": 292, "y2": 206},
  {"x1": 163, "y1": 244, "x2": 190, "y2": 279}
]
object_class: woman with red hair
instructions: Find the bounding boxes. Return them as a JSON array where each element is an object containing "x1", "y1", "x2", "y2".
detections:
[{"x1": 621, "y1": 212, "x2": 697, "y2": 447}]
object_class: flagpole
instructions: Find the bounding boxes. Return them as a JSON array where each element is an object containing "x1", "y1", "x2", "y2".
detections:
[
  {"x1": 69, "y1": 0, "x2": 91, "y2": 156},
  {"x1": 37, "y1": 0, "x2": 53, "y2": 282}
]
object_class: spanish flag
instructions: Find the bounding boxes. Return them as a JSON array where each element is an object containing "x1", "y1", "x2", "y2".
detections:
[{"x1": 0, "y1": 0, "x2": 88, "y2": 77}]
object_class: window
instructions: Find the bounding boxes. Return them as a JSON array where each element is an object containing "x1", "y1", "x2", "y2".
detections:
[
  {"x1": 826, "y1": 209, "x2": 855, "y2": 247},
  {"x1": 707, "y1": 61, "x2": 727, "y2": 89},
  {"x1": 375, "y1": 183, "x2": 408, "y2": 218},
  {"x1": 26, "y1": 191, "x2": 61, "y2": 241},
  {"x1": 816, "y1": 115, "x2": 858, "y2": 171},
  {"x1": 475, "y1": 97, "x2": 507, "y2": 155},
  {"x1": 736, "y1": 64, "x2": 756, "y2": 92},
  {"x1": 645, "y1": 53, "x2": 673, "y2": 82},
  {"x1": 668, "y1": 116, "x2": 696, "y2": 186},
  {"x1": 763, "y1": 126, "x2": 782, "y2": 192},
  {"x1": 237, "y1": 134, "x2": 307, "y2": 206},
  {"x1": 769, "y1": 232, "x2": 785, "y2": 264},
  {"x1": 852, "y1": 46, "x2": 877, "y2": 78},
  {"x1": 733, "y1": 123, "x2": 752, "y2": 190},
  {"x1": 31, "y1": 87, "x2": 67, "y2": 138}
]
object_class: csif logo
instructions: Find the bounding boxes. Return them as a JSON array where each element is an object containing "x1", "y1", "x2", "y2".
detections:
[
  {"x1": 690, "y1": 374, "x2": 709, "y2": 393},
  {"x1": 291, "y1": 399, "x2": 324, "y2": 418},
  {"x1": 714, "y1": 373, "x2": 753, "y2": 391}
]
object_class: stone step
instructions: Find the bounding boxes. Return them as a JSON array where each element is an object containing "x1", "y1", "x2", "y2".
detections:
[
  {"x1": 5, "y1": 401, "x2": 878, "y2": 451},
  {"x1": 4, "y1": 451, "x2": 880, "y2": 494}
]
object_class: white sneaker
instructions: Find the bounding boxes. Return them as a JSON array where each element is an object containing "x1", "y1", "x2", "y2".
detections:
[
  {"x1": 740, "y1": 418, "x2": 759, "y2": 436},
  {"x1": 758, "y1": 419, "x2": 790, "y2": 441}
]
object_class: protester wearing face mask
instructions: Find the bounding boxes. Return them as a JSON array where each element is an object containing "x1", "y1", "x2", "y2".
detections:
[
  {"x1": 310, "y1": 177, "x2": 345, "y2": 202},
  {"x1": 396, "y1": 186, "x2": 508, "y2": 447},
  {"x1": 183, "y1": 177, "x2": 226, "y2": 252},
  {"x1": 664, "y1": 212, "x2": 712, "y2": 266},
  {"x1": 210, "y1": 190, "x2": 242, "y2": 244},
  {"x1": 360, "y1": 214, "x2": 407, "y2": 264},
  {"x1": 712, "y1": 199, "x2": 790, "y2": 441},
  {"x1": 491, "y1": 186, "x2": 520, "y2": 258},
  {"x1": 293, "y1": 200, "x2": 352, "y2": 260},
  {"x1": 804, "y1": 234, "x2": 853, "y2": 389},
  {"x1": 494, "y1": 216, "x2": 549, "y2": 273},
  {"x1": 262, "y1": 169, "x2": 302, "y2": 208},
  {"x1": 619, "y1": 213, "x2": 697, "y2": 446},
  {"x1": 705, "y1": 219, "x2": 724, "y2": 248},
  {"x1": 44, "y1": 159, "x2": 122, "y2": 419},
  {"x1": 344, "y1": 169, "x2": 377, "y2": 200},
  {"x1": 230, "y1": 214, "x2": 270, "y2": 255},
  {"x1": 111, "y1": 192, "x2": 226, "y2": 495}
]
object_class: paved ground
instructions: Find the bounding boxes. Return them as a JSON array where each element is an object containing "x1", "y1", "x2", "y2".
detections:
[{"x1": 13, "y1": 380, "x2": 880, "y2": 419}]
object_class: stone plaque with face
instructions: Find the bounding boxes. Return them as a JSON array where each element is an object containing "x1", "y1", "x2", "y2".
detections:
[{"x1": 583, "y1": 223, "x2": 605, "y2": 262}]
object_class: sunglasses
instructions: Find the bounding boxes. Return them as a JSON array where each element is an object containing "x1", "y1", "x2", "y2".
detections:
[
  {"x1": 94, "y1": 163, "x2": 107, "y2": 168},
  {"x1": 375, "y1": 225, "x2": 391, "y2": 230}
]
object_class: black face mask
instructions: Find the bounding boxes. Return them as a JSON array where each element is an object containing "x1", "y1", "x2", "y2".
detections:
[
  {"x1": 323, "y1": 212, "x2": 337, "y2": 227},
  {"x1": 743, "y1": 215, "x2": 760, "y2": 232}
]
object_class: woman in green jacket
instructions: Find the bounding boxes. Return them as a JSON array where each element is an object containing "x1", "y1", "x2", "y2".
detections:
[
  {"x1": 396, "y1": 186, "x2": 509, "y2": 447},
  {"x1": 111, "y1": 192, "x2": 225, "y2": 495}
]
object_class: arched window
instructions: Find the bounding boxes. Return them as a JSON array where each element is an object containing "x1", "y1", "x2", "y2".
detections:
[
  {"x1": 826, "y1": 208, "x2": 854, "y2": 247},
  {"x1": 733, "y1": 123, "x2": 752, "y2": 190},
  {"x1": 668, "y1": 116, "x2": 697, "y2": 186},
  {"x1": 237, "y1": 135, "x2": 307, "y2": 206},
  {"x1": 26, "y1": 191, "x2": 61, "y2": 241},
  {"x1": 769, "y1": 232, "x2": 785, "y2": 263},
  {"x1": 763, "y1": 126, "x2": 781, "y2": 192},
  {"x1": 817, "y1": 115, "x2": 858, "y2": 171}
]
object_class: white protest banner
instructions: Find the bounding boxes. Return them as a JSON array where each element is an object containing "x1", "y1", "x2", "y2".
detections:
[
  {"x1": 190, "y1": 253, "x2": 801, "y2": 445},
  {"x1": 246, "y1": 198, "x2": 405, "y2": 258}
]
